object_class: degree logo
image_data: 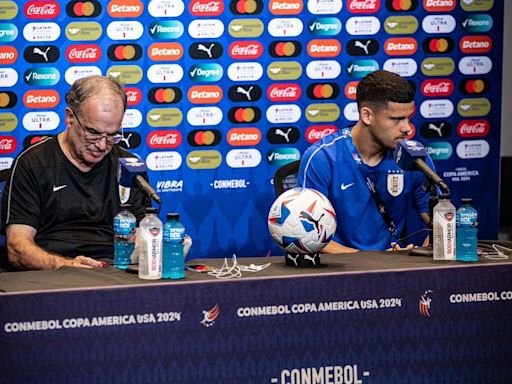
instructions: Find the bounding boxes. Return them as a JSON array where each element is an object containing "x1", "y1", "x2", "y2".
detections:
[
  {"x1": 267, "y1": 83, "x2": 302, "y2": 102},
  {"x1": 457, "y1": 120, "x2": 490, "y2": 138},
  {"x1": 190, "y1": 0, "x2": 225, "y2": 16},
  {"x1": 426, "y1": 141, "x2": 452, "y2": 160},
  {"x1": 0, "y1": 23, "x2": 17, "y2": 42},
  {"x1": 147, "y1": 130, "x2": 182, "y2": 149},
  {"x1": 308, "y1": 18, "x2": 342, "y2": 37},
  {"x1": 147, "y1": 42, "x2": 183, "y2": 61},
  {"x1": 66, "y1": 1, "x2": 101, "y2": 17},
  {"x1": 459, "y1": 35, "x2": 492, "y2": 54},
  {"x1": 269, "y1": 0, "x2": 303, "y2": 15},
  {"x1": 107, "y1": 0, "x2": 143, "y2": 18},
  {"x1": 24, "y1": 45, "x2": 60, "y2": 63},
  {"x1": 148, "y1": 87, "x2": 183, "y2": 104},
  {"x1": 346, "y1": 39, "x2": 379, "y2": 56},
  {"x1": 423, "y1": 0, "x2": 455, "y2": 12},
  {"x1": 228, "y1": 107, "x2": 261, "y2": 124},
  {"x1": 420, "y1": 121, "x2": 452, "y2": 139},
  {"x1": 344, "y1": 81, "x2": 359, "y2": 100},
  {"x1": 385, "y1": 0, "x2": 418, "y2": 11},
  {"x1": 347, "y1": 0, "x2": 380, "y2": 13},
  {"x1": 228, "y1": 84, "x2": 262, "y2": 102},
  {"x1": 421, "y1": 79, "x2": 454, "y2": 97},
  {"x1": 24, "y1": 1, "x2": 60, "y2": 19},
  {"x1": 422, "y1": 37, "x2": 454, "y2": 54},
  {"x1": 0, "y1": 2, "x2": 18, "y2": 20},
  {"x1": 67, "y1": 44, "x2": 102, "y2": 63},
  {"x1": 125, "y1": 87, "x2": 142, "y2": 106},
  {"x1": 0, "y1": 46, "x2": 17, "y2": 64},
  {"x1": 23, "y1": 89, "x2": 59, "y2": 108},
  {"x1": 459, "y1": 78, "x2": 491, "y2": 95},
  {"x1": 189, "y1": 42, "x2": 223, "y2": 60},
  {"x1": 227, "y1": 127, "x2": 262, "y2": 146},
  {"x1": 107, "y1": 44, "x2": 142, "y2": 62},
  {"x1": 307, "y1": 39, "x2": 341, "y2": 58},
  {"x1": 187, "y1": 85, "x2": 223, "y2": 104},
  {"x1": 188, "y1": 129, "x2": 222, "y2": 147},
  {"x1": 306, "y1": 83, "x2": 340, "y2": 100},
  {"x1": 230, "y1": 0, "x2": 263, "y2": 14},
  {"x1": 229, "y1": 41, "x2": 263, "y2": 60},
  {"x1": 269, "y1": 41, "x2": 302, "y2": 58},
  {"x1": 0, "y1": 91, "x2": 16, "y2": 109},
  {"x1": 189, "y1": 63, "x2": 223, "y2": 82},
  {"x1": 266, "y1": 126, "x2": 300, "y2": 144}
]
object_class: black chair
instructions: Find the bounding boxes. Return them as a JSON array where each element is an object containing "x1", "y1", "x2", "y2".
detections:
[
  {"x1": 0, "y1": 168, "x2": 11, "y2": 270},
  {"x1": 273, "y1": 160, "x2": 301, "y2": 196}
]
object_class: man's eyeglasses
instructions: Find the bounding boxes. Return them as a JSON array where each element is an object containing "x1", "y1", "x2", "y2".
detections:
[{"x1": 71, "y1": 109, "x2": 123, "y2": 145}]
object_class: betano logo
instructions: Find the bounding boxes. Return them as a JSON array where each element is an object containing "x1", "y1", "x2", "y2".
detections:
[
  {"x1": 188, "y1": 129, "x2": 222, "y2": 147},
  {"x1": 147, "y1": 130, "x2": 182, "y2": 149},
  {"x1": 190, "y1": 0, "x2": 224, "y2": 16},
  {"x1": 107, "y1": 0, "x2": 143, "y2": 17},
  {"x1": 228, "y1": 19, "x2": 264, "y2": 38},
  {"x1": 24, "y1": 67, "x2": 60, "y2": 86},
  {"x1": 307, "y1": 39, "x2": 341, "y2": 58},
  {"x1": 344, "y1": 81, "x2": 359, "y2": 100},
  {"x1": 24, "y1": 1, "x2": 60, "y2": 19},
  {"x1": 188, "y1": 85, "x2": 223, "y2": 104},
  {"x1": 229, "y1": 41, "x2": 263, "y2": 59},
  {"x1": 307, "y1": 83, "x2": 339, "y2": 100},
  {"x1": 267, "y1": 61, "x2": 302, "y2": 81},
  {"x1": 186, "y1": 150, "x2": 222, "y2": 169},
  {"x1": 0, "y1": 91, "x2": 16, "y2": 109},
  {"x1": 423, "y1": 37, "x2": 454, "y2": 54},
  {"x1": 457, "y1": 119, "x2": 490, "y2": 138},
  {"x1": 125, "y1": 87, "x2": 142, "y2": 106},
  {"x1": 149, "y1": 87, "x2": 183, "y2": 104},
  {"x1": 147, "y1": 0, "x2": 185, "y2": 17},
  {"x1": 66, "y1": 21, "x2": 102, "y2": 41},
  {"x1": 230, "y1": 0, "x2": 263, "y2": 15},
  {"x1": 66, "y1": 44, "x2": 101, "y2": 63},
  {"x1": 0, "y1": 1, "x2": 18, "y2": 20},
  {"x1": 149, "y1": 20, "x2": 184, "y2": 39},
  {"x1": 0, "y1": 23, "x2": 17, "y2": 42},
  {"x1": 66, "y1": 1, "x2": 101, "y2": 17},
  {"x1": 305, "y1": 125, "x2": 338, "y2": 143},
  {"x1": 347, "y1": 0, "x2": 380, "y2": 13},
  {"x1": 421, "y1": 79, "x2": 454, "y2": 97},
  {"x1": 148, "y1": 42, "x2": 183, "y2": 61},
  {"x1": 384, "y1": 37, "x2": 417, "y2": 55},
  {"x1": 459, "y1": 35, "x2": 492, "y2": 54},
  {"x1": 461, "y1": 14, "x2": 493, "y2": 33},
  {"x1": 189, "y1": 63, "x2": 223, "y2": 82},
  {"x1": 384, "y1": 16, "x2": 419, "y2": 34},
  {"x1": 23, "y1": 89, "x2": 59, "y2": 108},
  {"x1": 108, "y1": 44, "x2": 142, "y2": 61},
  {"x1": 423, "y1": 0, "x2": 455, "y2": 12},
  {"x1": 308, "y1": 18, "x2": 342, "y2": 37},
  {"x1": 147, "y1": 64, "x2": 184, "y2": 83},
  {"x1": 0, "y1": 46, "x2": 17, "y2": 64},
  {"x1": 267, "y1": 83, "x2": 302, "y2": 102},
  {"x1": 345, "y1": 16, "x2": 381, "y2": 35},
  {"x1": 226, "y1": 127, "x2": 262, "y2": 146},
  {"x1": 269, "y1": 0, "x2": 303, "y2": 15},
  {"x1": 460, "y1": 78, "x2": 490, "y2": 95},
  {"x1": 146, "y1": 108, "x2": 183, "y2": 127}
]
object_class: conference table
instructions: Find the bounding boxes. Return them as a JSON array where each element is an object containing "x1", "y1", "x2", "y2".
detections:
[{"x1": 1, "y1": 249, "x2": 511, "y2": 384}]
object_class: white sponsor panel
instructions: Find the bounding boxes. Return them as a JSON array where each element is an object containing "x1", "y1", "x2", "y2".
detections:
[
  {"x1": 23, "y1": 22, "x2": 60, "y2": 42},
  {"x1": 422, "y1": 15, "x2": 456, "y2": 34},
  {"x1": 188, "y1": 20, "x2": 224, "y2": 38},
  {"x1": 306, "y1": 60, "x2": 341, "y2": 79},
  {"x1": 0, "y1": 68, "x2": 18, "y2": 86},
  {"x1": 345, "y1": 16, "x2": 380, "y2": 35},
  {"x1": 23, "y1": 111, "x2": 60, "y2": 131},
  {"x1": 458, "y1": 56, "x2": 493, "y2": 75},
  {"x1": 146, "y1": 151, "x2": 183, "y2": 171},
  {"x1": 227, "y1": 62, "x2": 263, "y2": 81},
  {"x1": 266, "y1": 104, "x2": 302, "y2": 124},
  {"x1": 307, "y1": 0, "x2": 343, "y2": 14},
  {"x1": 187, "y1": 107, "x2": 223, "y2": 126},
  {"x1": 456, "y1": 140, "x2": 490, "y2": 159},
  {"x1": 122, "y1": 109, "x2": 143, "y2": 129},
  {"x1": 0, "y1": 157, "x2": 13, "y2": 170},
  {"x1": 106, "y1": 21, "x2": 144, "y2": 40},
  {"x1": 420, "y1": 99, "x2": 454, "y2": 118},
  {"x1": 64, "y1": 66, "x2": 102, "y2": 85},
  {"x1": 343, "y1": 102, "x2": 359, "y2": 121},
  {"x1": 148, "y1": 0, "x2": 185, "y2": 17},
  {"x1": 147, "y1": 64, "x2": 184, "y2": 83},
  {"x1": 383, "y1": 58, "x2": 418, "y2": 77},
  {"x1": 268, "y1": 18, "x2": 303, "y2": 37},
  {"x1": 226, "y1": 149, "x2": 262, "y2": 168}
]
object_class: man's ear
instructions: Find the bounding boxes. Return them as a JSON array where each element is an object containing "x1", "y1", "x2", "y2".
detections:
[
  {"x1": 359, "y1": 105, "x2": 374, "y2": 126},
  {"x1": 64, "y1": 107, "x2": 73, "y2": 128}
]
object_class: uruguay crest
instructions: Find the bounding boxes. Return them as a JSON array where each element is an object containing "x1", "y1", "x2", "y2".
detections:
[{"x1": 387, "y1": 172, "x2": 404, "y2": 197}]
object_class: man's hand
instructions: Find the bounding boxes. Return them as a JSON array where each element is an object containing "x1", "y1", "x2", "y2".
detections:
[
  {"x1": 68, "y1": 255, "x2": 105, "y2": 269},
  {"x1": 387, "y1": 242, "x2": 415, "y2": 251}
]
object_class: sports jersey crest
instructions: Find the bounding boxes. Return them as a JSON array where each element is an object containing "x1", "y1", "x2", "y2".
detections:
[{"x1": 387, "y1": 172, "x2": 404, "y2": 197}]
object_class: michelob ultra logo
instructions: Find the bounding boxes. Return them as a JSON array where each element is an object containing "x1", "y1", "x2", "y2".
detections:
[
  {"x1": 0, "y1": 91, "x2": 16, "y2": 109},
  {"x1": 421, "y1": 57, "x2": 455, "y2": 76},
  {"x1": 149, "y1": 21, "x2": 184, "y2": 39},
  {"x1": 187, "y1": 85, "x2": 223, "y2": 104},
  {"x1": 188, "y1": 19, "x2": 224, "y2": 39},
  {"x1": 226, "y1": 127, "x2": 262, "y2": 146},
  {"x1": 107, "y1": 0, "x2": 143, "y2": 17},
  {"x1": 458, "y1": 56, "x2": 492, "y2": 75},
  {"x1": 347, "y1": 0, "x2": 380, "y2": 13},
  {"x1": 0, "y1": 68, "x2": 17, "y2": 87},
  {"x1": 149, "y1": 87, "x2": 183, "y2": 104},
  {"x1": 307, "y1": 83, "x2": 340, "y2": 100},
  {"x1": 230, "y1": 0, "x2": 263, "y2": 14},
  {"x1": 460, "y1": 0, "x2": 494, "y2": 12},
  {"x1": 66, "y1": 21, "x2": 102, "y2": 41},
  {"x1": 147, "y1": 108, "x2": 183, "y2": 127},
  {"x1": 307, "y1": 39, "x2": 341, "y2": 58},
  {"x1": 190, "y1": 0, "x2": 225, "y2": 16},
  {"x1": 148, "y1": 43, "x2": 183, "y2": 61},
  {"x1": 228, "y1": 19, "x2": 264, "y2": 38},
  {"x1": 107, "y1": 65, "x2": 143, "y2": 84},
  {"x1": 188, "y1": 129, "x2": 222, "y2": 147},
  {"x1": 305, "y1": 103, "x2": 340, "y2": 122},
  {"x1": 67, "y1": 44, "x2": 102, "y2": 63},
  {"x1": 308, "y1": 18, "x2": 342, "y2": 37},
  {"x1": 384, "y1": 37, "x2": 417, "y2": 55},
  {"x1": 23, "y1": 22, "x2": 60, "y2": 41},
  {"x1": 457, "y1": 98, "x2": 491, "y2": 117},
  {"x1": 0, "y1": 1, "x2": 18, "y2": 20},
  {"x1": 423, "y1": 0, "x2": 455, "y2": 12},
  {"x1": 0, "y1": 113, "x2": 17, "y2": 131},
  {"x1": 226, "y1": 149, "x2": 262, "y2": 168},
  {"x1": 384, "y1": 16, "x2": 419, "y2": 34},
  {"x1": 0, "y1": 46, "x2": 17, "y2": 64},
  {"x1": 106, "y1": 21, "x2": 143, "y2": 40},
  {"x1": 22, "y1": 111, "x2": 59, "y2": 131},
  {"x1": 267, "y1": 61, "x2": 302, "y2": 81},
  {"x1": 147, "y1": 64, "x2": 184, "y2": 83},
  {"x1": 186, "y1": 150, "x2": 222, "y2": 169},
  {"x1": 459, "y1": 78, "x2": 491, "y2": 95},
  {"x1": 268, "y1": 18, "x2": 303, "y2": 37},
  {"x1": 457, "y1": 119, "x2": 490, "y2": 138},
  {"x1": 108, "y1": 44, "x2": 142, "y2": 61},
  {"x1": 189, "y1": 63, "x2": 223, "y2": 82},
  {"x1": 266, "y1": 148, "x2": 300, "y2": 166},
  {"x1": 66, "y1": 1, "x2": 101, "y2": 17},
  {"x1": 269, "y1": 0, "x2": 303, "y2": 15},
  {"x1": 423, "y1": 37, "x2": 454, "y2": 54},
  {"x1": 422, "y1": 15, "x2": 456, "y2": 34},
  {"x1": 346, "y1": 59, "x2": 379, "y2": 78},
  {"x1": 461, "y1": 14, "x2": 493, "y2": 33},
  {"x1": 306, "y1": 60, "x2": 342, "y2": 80},
  {"x1": 24, "y1": 67, "x2": 60, "y2": 86},
  {"x1": 426, "y1": 141, "x2": 452, "y2": 160},
  {"x1": 459, "y1": 35, "x2": 492, "y2": 54},
  {"x1": 23, "y1": 89, "x2": 59, "y2": 108},
  {"x1": 147, "y1": 0, "x2": 184, "y2": 17},
  {"x1": 187, "y1": 107, "x2": 223, "y2": 126}
]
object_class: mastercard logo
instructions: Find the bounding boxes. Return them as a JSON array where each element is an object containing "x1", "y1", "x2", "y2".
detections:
[
  {"x1": 23, "y1": 89, "x2": 60, "y2": 108},
  {"x1": 106, "y1": 44, "x2": 142, "y2": 62},
  {"x1": 66, "y1": 0, "x2": 102, "y2": 17},
  {"x1": 269, "y1": 41, "x2": 302, "y2": 58},
  {"x1": 188, "y1": 129, "x2": 222, "y2": 147},
  {"x1": 228, "y1": 107, "x2": 261, "y2": 124},
  {"x1": 125, "y1": 87, "x2": 142, "y2": 106},
  {"x1": 459, "y1": 78, "x2": 491, "y2": 95},
  {"x1": 306, "y1": 83, "x2": 340, "y2": 100},
  {"x1": 386, "y1": 0, "x2": 418, "y2": 11},
  {"x1": 188, "y1": 85, "x2": 223, "y2": 104},
  {"x1": 107, "y1": 0, "x2": 143, "y2": 18},
  {"x1": 147, "y1": 42, "x2": 184, "y2": 61},
  {"x1": 148, "y1": 87, "x2": 183, "y2": 104},
  {"x1": 422, "y1": 37, "x2": 454, "y2": 54},
  {"x1": 344, "y1": 81, "x2": 359, "y2": 100},
  {"x1": 0, "y1": 91, "x2": 17, "y2": 109},
  {"x1": 230, "y1": 0, "x2": 263, "y2": 15},
  {"x1": 226, "y1": 127, "x2": 262, "y2": 146},
  {"x1": 0, "y1": 46, "x2": 17, "y2": 65}
]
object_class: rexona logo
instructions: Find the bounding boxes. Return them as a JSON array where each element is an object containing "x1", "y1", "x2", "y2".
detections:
[
  {"x1": 386, "y1": 0, "x2": 418, "y2": 11},
  {"x1": 267, "y1": 61, "x2": 302, "y2": 81},
  {"x1": 306, "y1": 60, "x2": 342, "y2": 80},
  {"x1": 228, "y1": 18, "x2": 264, "y2": 38},
  {"x1": 228, "y1": 84, "x2": 262, "y2": 102},
  {"x1": 146, "y1": 151, "x2": 183, "y2": 171},
  {"x1": 23, "y1": 22, "x2": 60, "y2": 42},
  {"x1": 347, "y1": 0, "x2": 380, "y2": 13},
  {"x1": 0, "y1": 136, "x2": 17, "y2": 154},
  {"x1": 228, "y1": 107, "x2": 261, "y2": 124},
  {"x1": 267, "y1": 148, "x2": 300, "y2": 166},
  {"x1": 0, "y1": 2, "x2": 18, "y2": 20},
  {"x1": 66, "y1": 1, "x2": 102, "y2": 17},
  {"x1": 384, "y1": 16, "x2": 419, "y2": 35},
  {"x1": 344, "y1": 81, "x2": 359, "y2": 100},
  {"x1": 147, "y1": 108, "x2": 183, "y2": 127},
  {"x1": 460, "y1": 0, "x2": 494, "y2": 12},
  {"x1": 420, "y1": 121, "x2": 452, "y2": 139},
  {"x1": 190, "y1": 0, "x2": 224, "y2": 16},
  {"x1": 345, "y1": 16, "x2": 381, "y2": 35},
  {"x1": 461, "y1": 14, "x2": 493, "y2": 33},
  {"x1": 227, "y1": 62, "x2": 263, "y2": 81},
  {"x1": 305, "y1": 125, "x2": 338, "y2": 143},
  {"x1": 66, "y1": 44, "x2": 101, "y2": 63},
  {"x1": 421, "y1": 57, "x2": 455, "y2": 76},
  {"x1": 307, "y1": 83, "x2": 339, "y2": 100},
  {"x1": 269, "y1": 41, "x2": 301, "y2": 58},
  {"x1": 188, "y1": 85, "x2": 222, "y2": 104},
  {"x1": 147, "y1": 130, "x2": 182, "y2": 149},
  {"x1": 269, "y1": 0, "x2": 303, "y2": 15},
  {"x1": 458, "y1": 56, "x2": 492, "y2": 75},
  {"x1": 423, "y1": 37, "x2": 454, "y2": 54},
  {"x1": 24, "y1": 45, "x2": 59, "y2": 63},
  {"x1": 419, "y1": 99, "x2": 454, "y2": 118},
  {"x1": 189, "y1": 63, "x2": 223, "y2": 82},
  {"x1": 0, "y1": 46, "x2": 17, "y2": 64},
  {"x1": 229, "y1": 41, "x2": 263, "y2": 59},
  {"x1": 0, "y1": 23, "x2": 17, "y2": 42},
  {"x1": 227, "y1": 127, "x2": 262, "y2": 146},
  {"x1": 346, "y1": 59, "x2": 379, "y2": 78},
  {"x1": 308, "y1": 18, "x2": 342, "y2": 37},
  {"x1": 147, "y1": 64, "x2": 184, "y2": 84},
  {"x1": 149, "y1": 87, "x2": 183, "y2": 104},
  {"x1": 456, "y1": 140, "x2": 490, "y2": 159},
  {"x1": 189, "y1": 20, "x2": 225, "y2": 39},
  {"x1": 22, "y1": 112, "x2": 59, "y2": 131},
  {"x1": 188, "y1": 129, "x2": 222, "y2": 147},
  {"x1": 226, "y1": 149, "x2": 261, "y2": 168},
  {"x1": 24, "y1": 1, "x2": 60, "y2": 19},
  {"x1": 189, "y1": 42, "x2": 223, "y2": 60},
  {"x1": 384, "y1": 37, "x2": 417, "y2": 55},
  {"x1": 457, "y1": 97, "x2": 491, "y2": 117},
  {"x1": 307, "y1": 39, "x2": 341, "y2": 58},
  {"x1": 307, "y1": 0, "x2": 342, "y2": 14},
  {"x1": 108, "y1": 44, "x2": 142, "y2": 61},
  {"x1": 421, "y1": 79, "x2": 454, "y2": 97},
  {"x1": 230, "y1": 0, "x2": 263, "y2": 15},
  {"x1": 187, "y1": 106, "x2": 223, "y2": 126},
  {"x1": 457, "y1": 119, "x2": 490, "y2": 138},
  {"x1": 426, "y1": 141, "x2": 452, "y2": 160},
  {"x1": 125, "y1": 87, "x2": 142, "y2": 106},
  {"x1": 148, "y1": 42, "x2": 183, "y2": 61},
  {"x1": 0, "y1": 112, "x2": 17, "y2": 131},
  {"x1": 267, "y1": 126, "x2": 300, "y2": 144},
  {"x1": 423, "y1": 0, "x2": 455, "y2": 12},
  {"x1": 268, "y1": 18, "x2": 303, "y2": 37},
  {"x1": 305, "y1": 103, "x2": 340, "y2": 122},
  {"x1": 268, "y1": 83, "x2": 301, "y2": 102},
  {"x1": 459, "y1": 35, "x2": 492, "y2": 54},
  {"x1": 0, "y1": 91, "x2": 16, "y2": 109},
  {"x1": 23, "y1": 90, "x2": 59, "y2": 108},
  {"x1": 23, "y1": 67, "x2": 60, "y2": 86},
  {"x1": 459, "y1": 78, "x2": 490, "y2": 95},
  {"x1": 107, "y1": 0, "x2": 143, "y2": 17},
  {"x1": 346, "y1": 38, "x2": 379, "y2": 56},
  {"x1": 147, "y1": 0, "x2": 185, "y2": 17},
  {"x1": 186, "y1": 150, "x2": 222, "y2": 170},
  {"x1": 149, "y1": 21, "x2": 184, "y2": 39}
]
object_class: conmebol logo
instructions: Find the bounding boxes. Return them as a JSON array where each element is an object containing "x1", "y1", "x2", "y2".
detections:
[
  {"x1": 24, "y1": 1, "x2": 60, "y2": 19},
  {"x1": 190, "y1": 0, "x2": 224, "y2": 16}
]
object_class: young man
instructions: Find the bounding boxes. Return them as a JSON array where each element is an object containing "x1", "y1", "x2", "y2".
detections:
[
  {"x1": 4, "y1": 76, "x2": 147, "y2": 269},
  {"x1": 298, "y1": 70, "x2": 433, "y2": 253}
]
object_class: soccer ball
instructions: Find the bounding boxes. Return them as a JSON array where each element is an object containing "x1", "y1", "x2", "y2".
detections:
[{"x1": 268, "y1": 187, "x2": 337, "y2": 254}]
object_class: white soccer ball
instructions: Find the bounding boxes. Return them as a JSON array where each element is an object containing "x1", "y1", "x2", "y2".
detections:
[{"x1": 268, "y1": 187, "x2": 337, "y2": 254}]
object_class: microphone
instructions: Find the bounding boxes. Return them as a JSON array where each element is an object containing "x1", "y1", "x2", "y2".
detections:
[
  {"x1": 118, "y1": 157, "x2": 162, "y2": 205},
  {"x1": 394, "y1": 140, "x2": 450, "y2": 193}
]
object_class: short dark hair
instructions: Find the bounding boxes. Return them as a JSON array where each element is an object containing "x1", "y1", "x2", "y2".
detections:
[
  {"x1": 356, "y1": 70, "x2": 414, "y2": 111},
  {"x1": 65, "y1": 75, "x2": 127, "y2": 113}
]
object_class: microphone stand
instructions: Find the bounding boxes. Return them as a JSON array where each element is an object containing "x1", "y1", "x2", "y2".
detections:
[{"x1": 409, "y1": 180, "x2": 437, "y2": 257}]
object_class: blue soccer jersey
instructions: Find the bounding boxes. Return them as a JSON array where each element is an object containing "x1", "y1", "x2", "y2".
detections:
[{"x1": 297, "y1": 129, "x2": 432, "y2": 250}]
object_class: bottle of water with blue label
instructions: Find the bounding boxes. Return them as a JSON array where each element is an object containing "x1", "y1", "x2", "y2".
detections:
[
  {"x1": 162, "y1": 213, "x2": 185, "y2": 279},
  {"x1": 113, "y1": 204, "x2": 136, "y2": 270},
  {"x1": 456, "y1": 198, "x2": 478, "y2": 262}
]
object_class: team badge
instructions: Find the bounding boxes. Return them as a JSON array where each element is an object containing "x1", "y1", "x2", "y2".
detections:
[{"x1": 387, "y1": 172, "x2": 404, "y2": 197}]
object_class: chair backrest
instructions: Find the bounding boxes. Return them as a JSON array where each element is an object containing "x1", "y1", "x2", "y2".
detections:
[
  {"x1": 0, "y1": 168, "x2": 10, "y2": 270},
  {"x1": 273, "y1": 160, "x2": 301, "y2": 196}
]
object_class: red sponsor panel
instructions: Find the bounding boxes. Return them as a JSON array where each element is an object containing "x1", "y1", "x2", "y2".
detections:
[
  {"x1": 107, "y1": 0, "x2": 144, "y2": 17},
  {"x1": 421, "y1": 78, "x2": 454, "y2": 97},
  {"x1": 384, "y1": 37, "x2": 418, "y2": 56},
  {"x1": 406, "y1": 122, "x2": 416, "y2": 140},
  {"x1": 148, "y1": 42, "x2": 184, "y2": 61},
  {"x1": 66, "y1": 44, "x2": 102, "y2": 63},
  {"x1": 147, "y1": 130, "x2": 182, "y2": 148},
  {"x1": 188, "y1": 85, "x2": 223, "y2": 104},
  {"x1": 125, "y1": 87, "x2": 142, "y2": 106},
  {"x1": 347, "y1": 0, "x2": 380, "y2": 13},
  {"x1": 190, "y1": 0, "x2": 225, "y2": 16},
  {"x1": 457, "y1": 119, "x2": 490, "y2": 138},
  {"x1": 228, "y1": 41, "x2": 263, "y2": 59},
  {"x1": 0, "y1": 136, "x2": 17, "y2": 154},
  {"x1": 459, "y1": 36, "x2": 493, "y2": 54},
  {"x1": 305, "y1": 125, "x2": 338, "y2": 143},
  {"x1": 307, "y1": 39, "x2": 342, "y2": 58},
  {"x1": 23, "y1": 89, "x2": 60, "y2": 108},
  {"x1": 267, "y1": 83, "x2": 302, "y2": 102},
  {"x1": 227, "y1": 128, "x2": 262, "y2": 146},
  {"x1": 24, "y1": 1, "x2": 60, "y2": 19},
  {"x1": 269, "y1": 0, "x2": 303, "y2": 15},
  {"x1": 344, "y1": 81, "x2": 359, "y2": 100},
  {"x1": 0, "y1": 46, "x2": 18, "y2": 65},
  {"x1": 423, "y1": 0, "x2": 455, "y2": 12}
]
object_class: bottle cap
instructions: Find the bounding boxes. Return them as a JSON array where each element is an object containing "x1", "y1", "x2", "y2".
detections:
[
  {"x1": 167, "y1": 213, "x2": 180, "y2": 220},
  {"x1": 439, "y1": 193, "x2": 451, "y2": 199},
  {"x1": 460, "y1": 198, "x2": 473, "y2": 205},
  {"x1": 145, "y1": 207, "x2": 158, "y2": 214}
]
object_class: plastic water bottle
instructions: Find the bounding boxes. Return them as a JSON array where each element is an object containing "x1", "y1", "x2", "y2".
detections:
[
  {"x1": 113, "y1": 204, "x2": 136, "y2": 270},
  {"x1": 433, "y1": 193, "x2": 456, "y2": 260},
  {"x1": 138, "y1": 207, "x2": 162, "y2": 280},
  {"x1": 456, "y1": 198, "x2": 478, "y2": 262},
  {"x1": 162, "y1": 213, "x2": 186, "y2": 279}
]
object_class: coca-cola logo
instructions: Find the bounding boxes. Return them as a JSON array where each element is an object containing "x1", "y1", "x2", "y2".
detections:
[
  {"x1": 267, "y1": 83, "x2": 301, "y2": 102},
  {"x1": 228, "y1": 41, "x2": 263, "y2": 59},
  {"x1": 457, "y1": 119, "x2": 490, "y2": 138},
  {"x1": 146, "y1": 131, "x2": 182, "y2": 148},
  {"x1": 0, "y1": 136, "x2": 17, "y2": 154},
  {"x1": 24, "y1": 1, "x2": 60, "y2": 19},
  {"x1": 421, "y1": 79, "x2": 454, "y2": 97},
  {"x1": 305, "y1": 125, "x2": 338, "y2": 143},
  {"x1": 66, "y1": 45, "x2": 101, "y2": 63},
  {"x1": 124, "y1": 87, "x2": 142, "y2": 106},
  {"x1": 190, "y1": 0, "x2": 224, "y2": 16},
  {"x1": 347, "y1": 0, "x2": 380, "y2": 13}
]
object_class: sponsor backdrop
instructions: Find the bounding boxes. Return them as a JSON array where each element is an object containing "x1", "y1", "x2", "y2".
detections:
[
  {"x1": 1, "y1": 263, "x2": 512, "y2": 383},
  {"x1": 0, "y1": 0, "x2": 503, "y2": 259}
]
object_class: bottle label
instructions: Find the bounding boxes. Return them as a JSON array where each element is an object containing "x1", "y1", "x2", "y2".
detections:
[
  {"x1": 458, "y1": 211, "x2": 478, "y2": 226},
  {"x1": 434, "y1": 210, "x2": 456, "y2": 260},
  {"x1": 114, "y1": 216, "x2": 136, "y2": 235},
  {"x1": 141, "y1": 226, "x2": 162, "y2": 277},
  {"x1": 170, "y1": 227, "x2": 185, "y2": 240}
]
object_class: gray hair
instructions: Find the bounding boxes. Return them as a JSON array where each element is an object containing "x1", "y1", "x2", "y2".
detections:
[{"x1": 65, "y1": 75, "x2": 127, "y2": 113}]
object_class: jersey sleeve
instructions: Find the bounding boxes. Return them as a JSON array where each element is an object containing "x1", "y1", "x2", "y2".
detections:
[{"x1": 298, "y1": 144, "x2": 333, "y2": 197}]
